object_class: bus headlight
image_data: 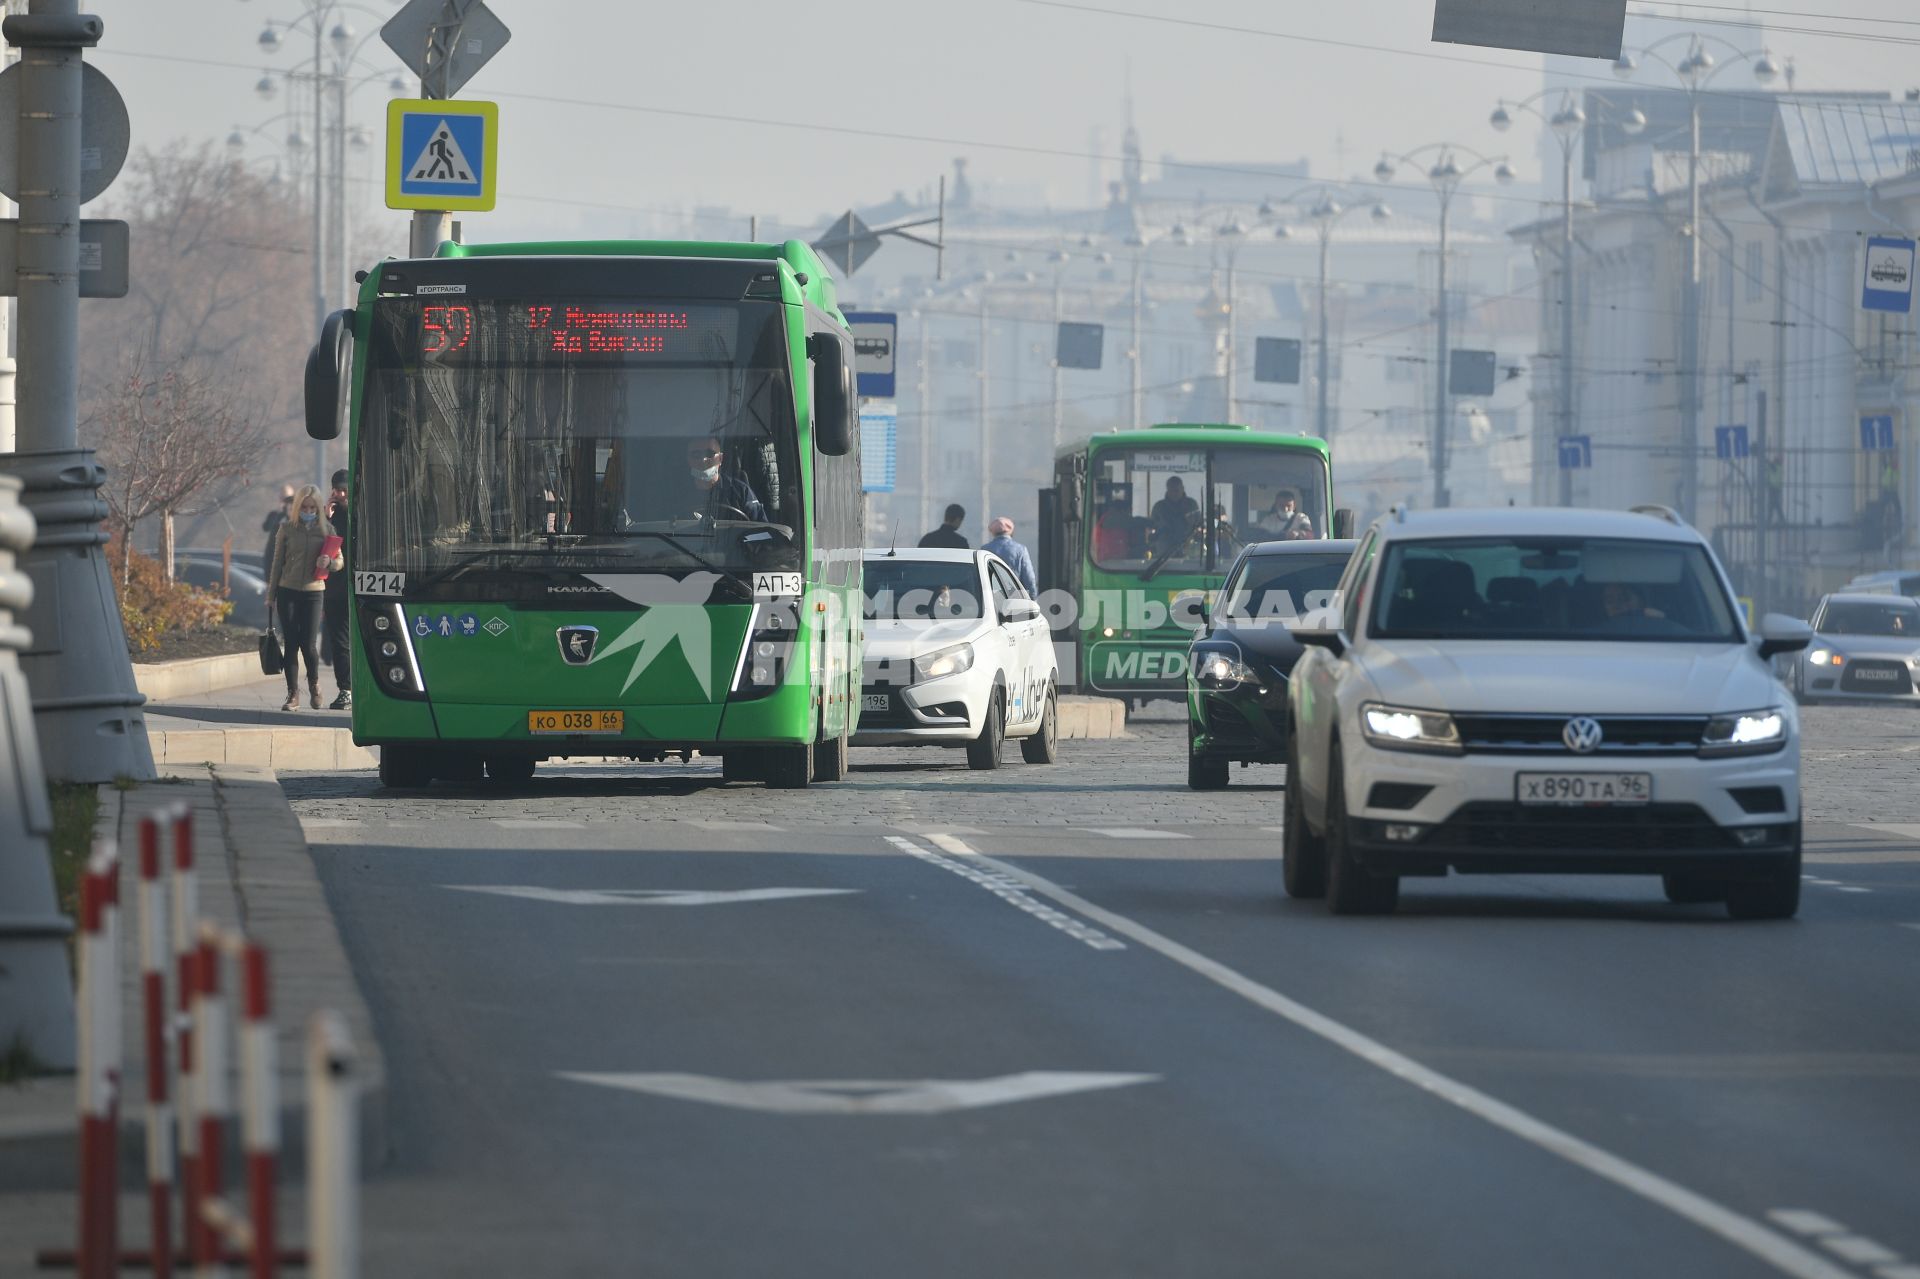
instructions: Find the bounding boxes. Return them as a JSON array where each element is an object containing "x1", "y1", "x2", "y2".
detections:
[
  {"x1": 360, "y1": 601, "x2": 427, "y2": 700},
  {"x1": 914, "y1": 644, "x2": 974, "y2": 681}
]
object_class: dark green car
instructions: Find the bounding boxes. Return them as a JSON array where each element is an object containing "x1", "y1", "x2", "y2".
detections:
[{"x1": 1186, "y1": 539, "x2": 1356, "y2": 789}]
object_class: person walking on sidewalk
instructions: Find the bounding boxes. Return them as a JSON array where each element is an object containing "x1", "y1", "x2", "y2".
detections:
[
  {"x1": 261, "y1": 484, "x2": 294, "y2": 569},
  {"x1": 266, "y1": 484, "x2": 343, "y2": 712},
  {"x1": 981, "y1": 516, "x2": 1038, "y2": 597},
  {"x1": 323, "y1": 469, "x2": 353, "y2": 709}
]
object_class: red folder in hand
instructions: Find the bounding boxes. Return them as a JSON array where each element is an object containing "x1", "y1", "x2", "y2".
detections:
[{"x1": 313, "y1": 535, "x2": 343, "y2": 581}]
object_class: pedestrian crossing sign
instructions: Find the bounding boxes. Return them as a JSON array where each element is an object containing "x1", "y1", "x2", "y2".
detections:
[{"x1": 385, "y1": 98, "x2": 498, "y2": 212}]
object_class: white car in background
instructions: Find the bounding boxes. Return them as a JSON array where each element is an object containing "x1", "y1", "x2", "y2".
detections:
[
  {"x1": 856, "y1": 548, "x2": 1059, "y2": 768},
  {"x1": 1285, "y1": 506, "x2": 1812, "y2": 919}
]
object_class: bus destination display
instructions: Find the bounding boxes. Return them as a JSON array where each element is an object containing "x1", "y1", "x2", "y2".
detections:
[{"x1": 417, "y1": 301, "x2": 736, "y2": 361}]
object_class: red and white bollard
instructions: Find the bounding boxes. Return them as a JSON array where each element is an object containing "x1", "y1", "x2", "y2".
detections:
[
  {"x1": 170, "y1": 802, "x2": 203, "y2": 1265},
  {"x1": 238, "y1": 942, "x2": 277, "y2": 1279},
  {"x1": 306, "y1": 1012, "x2": 358, "y2": 1279},
  {"x1": 75, "y1": 842, "x2": 122, "y2": 1279},
  {"x1": 138, "y1": 814, "x2": 176, "y2": 1279},
  {"x1": 192, "y1": 925, "x2": 228, "y2": 1279}
]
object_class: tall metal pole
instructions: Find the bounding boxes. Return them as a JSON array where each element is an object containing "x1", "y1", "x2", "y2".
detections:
[
  {"x1": 0, "y1": 0, "x2": 19, "y2": 453},
  {"x1": 2, "y1": 0, "x2": 154, "y2": 781},
  {"x1": 1316, "y1": 224, "x2": 1332, "y2": 440},
  {"x1": 977, "y1": 291, "x2": 990, "y2": 538},
  {"x1": 407, "y1": 0, "x2": 466, "y2": 259},
  {"x1": 1432, "y1": 188, "x2": 1452, "y2": 509},
  {"x1": 1680, "y1": 95, "x2": 1702, "y2": 522},
  {"x1": 1129, "y1": 251, "x2": 1143, "y2": 429},
  {"x1": 916, "y1": 308, "x2": 930, "y2": 536},
  {"x1": 1224, "y1": 250, "x2": 1238, "y2": 423},
  {"x1": 1558, "y1": 142, "x2": 1576, "y2": 507},
  {"x1": 1050, "y1": 268, "x2": 1063, "y2": 448},
  {"x1": 310, "y1": 9, "x2": 328, "y2": 488}
]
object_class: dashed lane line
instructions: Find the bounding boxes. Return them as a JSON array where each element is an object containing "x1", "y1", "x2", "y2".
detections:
[
  {"x1": 1767, "y1": 1209, "x2": 1915, "y2": 1275},
  {"x1": 1079, "y1": 827, "x2": 1191, "y2": 840},
  {"x1": 886, "y1": 835, "x2": 1124, "y2": 952},
  {"x1": 493, "y1": 819, "x2": 587, "y2": 830},
  {"x1": 932, "y1": 833, "x2": 1857, "y2": 1279}
]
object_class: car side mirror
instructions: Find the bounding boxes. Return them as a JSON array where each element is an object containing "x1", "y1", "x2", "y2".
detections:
[
  {"x1": 1293, "y1": 625, "x2": 1347, "y2": 658},
  {"x1": 807, "y1": 332, "x2": 855, "y2": 456},
  {"x1": 304, "y1": 308, "x2": 354, "y2": 441},
  {"x1": 1332, "y1": 507, "x2": 1356, "y2": 539},
  {"x1": 1755, "y1": 612, "x2": 1813, "y2": 660},
  {"x1": 1002, "y1": 597, "x2": 1040, "y2": 623}
]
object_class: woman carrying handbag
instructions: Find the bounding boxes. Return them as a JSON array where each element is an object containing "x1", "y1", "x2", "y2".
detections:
[{"x1": 265, "y1": 484, "x2": 344, "y2": 711}]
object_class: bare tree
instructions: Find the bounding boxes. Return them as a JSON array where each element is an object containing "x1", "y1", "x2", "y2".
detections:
[{"x1": 93, "y1": 358, "x2": 270, "y2": 584}]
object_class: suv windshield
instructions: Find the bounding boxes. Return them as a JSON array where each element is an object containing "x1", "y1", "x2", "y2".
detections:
[
  {"x1": 1088, "y1": 443, "x2": 1329, "y2": 576},
  {"x1": 1370, "y1": 536, "x2": 1741, "y2": 642},
  {"x1": 360, "y1": 296, "x2": 800, "y2": 582},
  {"x1": 863, "y1": 559, "x2": 984, "y2": 620},
  {"x1": 1220, "y1": 553, "x2": 1348, "y2": 622},
  {"x1": 1817, "y1": 599, "x2": 1920, "y2": 637}
]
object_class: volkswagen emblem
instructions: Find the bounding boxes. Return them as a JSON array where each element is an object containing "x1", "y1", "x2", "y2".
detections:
[
  {"x1": 556, "y1": 625, "x2": 599, "y2": 666},
  {"x1": 1562, "y1": 716, "x2": 1604, "y2": 754}
]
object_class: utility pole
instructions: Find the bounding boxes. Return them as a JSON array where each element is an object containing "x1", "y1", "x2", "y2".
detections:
[
  {"x1": 1316, "y1": 228, "x2": 1332, "y2": 440},
  {"x1": 2, "y1": 0, "x2": 153, "y2": 782},
  {"x1": 1558, "y1": 149, "x2": 1576, "y2": 507},
  {"x1": 406, "y1": 0, "x2": 470, "y2": 258},
  {"x1": 977, "y1": 290, "x2": 990, "y2": 538},
  {"x1": 1050, "y1": 268, "x2": 1063, "y2": 448},
  {"x1": 1679, "y1": 97, "x2": 1702, "y2": 523},
  {"x1": 309, "y1": 11, "x2": 328, "y2": 488},
  {"x1": 1224, "y1": 254, "x2": 1238, "y2": 423},
  {"x1": 916, "y1": 308, "x2": 930, "y2": 537},
  {"x1": 1129, "y1": 252, "x2": 1143, "y2": 429},
  {"x1": 1433, "y1": 202, "x2": 1451, "y2": 508},
  {"x1": 0, "y1": 0, "x2": 18, "y2": 453}
]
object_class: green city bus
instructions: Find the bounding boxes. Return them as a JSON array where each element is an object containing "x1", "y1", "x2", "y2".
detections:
[
  {"x1": 1038, "y1": 424, "x2": 1347, "y2": 699},
  {"x1": 302, "y1": 238, "x2": 864, "y2": 789}
]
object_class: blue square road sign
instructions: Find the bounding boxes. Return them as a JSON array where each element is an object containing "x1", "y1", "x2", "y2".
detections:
[{"x1": 386, "y1": 98, "x2": 498, "y2": 212}]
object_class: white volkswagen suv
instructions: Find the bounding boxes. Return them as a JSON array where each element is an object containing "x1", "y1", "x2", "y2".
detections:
[
  {"x1": 855, "y1": 548, "x2": 1059, "y2": 768},
  {"x1": 1284, "y1": 506, "x2": 1812, "y2": 918}
]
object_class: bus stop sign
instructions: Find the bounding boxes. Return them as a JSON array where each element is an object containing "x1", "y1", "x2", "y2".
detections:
[{"x1": 844, "y1": 311, "x2": 897, "y2": 398}]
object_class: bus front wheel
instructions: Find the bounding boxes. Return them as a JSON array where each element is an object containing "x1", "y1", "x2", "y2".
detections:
[
  {"x1": 378, "y1": 744, "x2": 436, "y2": 789},
  {"x1": 765, "y1": 741, "x2": 813, "y2": 790}
]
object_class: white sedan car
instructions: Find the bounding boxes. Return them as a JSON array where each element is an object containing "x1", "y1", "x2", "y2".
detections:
[
  {"x1": 1285, "y1": 506, "x2": 1811, "y2": 919},
  {"x1": 856, "y1": 548, "x2": 1059, "y2": 768}
]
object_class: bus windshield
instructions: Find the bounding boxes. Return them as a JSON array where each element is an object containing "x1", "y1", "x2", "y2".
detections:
[
  {"x1": 1088, "y1": 443, "x2": 1329, "y2": 577},
  {"x1": 359, "y1": 296, "x2": 801, "y2": 582}
]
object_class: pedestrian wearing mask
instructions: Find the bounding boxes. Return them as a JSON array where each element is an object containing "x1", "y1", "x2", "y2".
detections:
[{"x1": 266, "y1": 484, "x2": 343, "y2": 712}]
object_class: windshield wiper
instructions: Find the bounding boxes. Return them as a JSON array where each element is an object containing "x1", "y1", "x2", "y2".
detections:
[
  {"x1": 600, "y1": 529, "x2": 727, "y2": 575},
  {"x1": 410, "y1": 546, "x2": 593, "y2": 592}
]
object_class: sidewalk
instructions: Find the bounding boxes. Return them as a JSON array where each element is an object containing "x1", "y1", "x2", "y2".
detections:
[
  {"x1": 145, "y1": 673, "x2": 374, "y2": 770},
  {"x1": 0, "y1": 764, "x2": 384, "y2": 1267}
]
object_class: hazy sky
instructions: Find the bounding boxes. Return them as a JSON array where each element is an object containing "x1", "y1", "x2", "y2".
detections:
[{"x1": 84, "y1": 0, "x2": 1920, "y2": 243}]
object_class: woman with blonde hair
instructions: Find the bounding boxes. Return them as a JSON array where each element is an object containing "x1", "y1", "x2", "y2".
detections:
[{"x1": 266, "y1": 483, "x2": 343, "y2": 711}]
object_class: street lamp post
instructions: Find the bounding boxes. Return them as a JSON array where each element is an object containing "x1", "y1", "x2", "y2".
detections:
[
  {"x1": 1125, "y1": 222, "x2": 1191, "y2": 430},
  {"x1": 1287, "y1": 188, "x2": 1391, "y2": 442},
  {"x1": 1491, "y1": 92, "x2": 1646, "y2": 506},
  {"x1": 1375, "y1": 146, "x2": 1516, "y2": 508},
  {"x1": 1611, "y1": 35, "x2": 1781, "y2": 523}
]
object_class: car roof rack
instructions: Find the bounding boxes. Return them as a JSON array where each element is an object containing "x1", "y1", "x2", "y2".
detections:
[{"x1": 1629, "y1": 503, "x2": 1688, "y2": 527}]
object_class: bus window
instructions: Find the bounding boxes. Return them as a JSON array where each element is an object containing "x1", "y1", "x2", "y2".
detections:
[
  {"x1": 1090, "y1": 448, "x2": 1206, "y2": 575},
  {"x1": 1215, "y1": 447, "x2": 1329, "y2": 543}
]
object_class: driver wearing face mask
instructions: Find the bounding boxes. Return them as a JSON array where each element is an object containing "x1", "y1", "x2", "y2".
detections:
[{"x1": 679, "y1": 436, "x2": 766, "y2": 522}]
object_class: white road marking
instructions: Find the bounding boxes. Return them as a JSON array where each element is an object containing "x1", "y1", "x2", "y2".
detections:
[
  {"x1": 1835, "y1": 886, "x2": 1872, "y2": 894},
  {"x1": 1900, "y1": 924, "x2": 1920, "y2": 933},
  {"x1": 442, "y1": 885, "x2": 859, "y2": 907},
  {"x1": 888, "y1": 835, "x2": 1124, "y2": 952},
  {"x1": 1872, "y1": 1267, "x2": 1920, "y2": 1279},
  {"x1": 1848, "y1": 823, "x2": 1920, "y2": 841},
  {"x1": 1261, "y1": 826, "x2": 1287, "y2": 834},
  {"x1": 1767, "y1": 1210, "x2": 1846, "y2": 1236},
  {"x1": 691, "y1": 819, "x2": 786, "y2": 831},
  {"x1": 932, "y1": 834, "x2": 1859, "y2": 1279},
  {"x1": 492, "y1": 819, "x2": 585, "y2": 830},
  {"x1": 1821, "y1": 1237, "x2": 1899, "y2": 1266},
  {"x1": 1080, "y1": 827, "x2": 1190, "y2": 840},
  {"x1": 301, "y1": 819, "x2": 362, "y2": 829},
  {"x1": 556, "y1": 1070, "x2": 1157, "y2": 1115}
]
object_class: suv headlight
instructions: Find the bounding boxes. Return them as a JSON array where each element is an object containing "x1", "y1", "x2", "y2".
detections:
[
  {"x1": 914, "y1": 643, "x2": 974, "y2": 681},
  {"x1": 1701, "y1": 707, "x2": 1787, "y2": 756},
  {"x1": 1193, "y1": 649, "x2": 1257, "y2": 691},
  {"x1": 1806, "y1": 647, "x2": 1842, "y2": 667},
  {"x1": 1361, "y1": 702, "x2": 1461, "y2": 754}
]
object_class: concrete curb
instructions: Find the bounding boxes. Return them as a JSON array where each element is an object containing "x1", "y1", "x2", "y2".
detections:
[
  {"x1": 150, "y1": 726, "x2": 375, "y2": 770},
  {"x1": 132, "y1": 650, "x2": 263, "y2": 701},
  {"x1": 1059, "y1": 695, "x2": 1130, "y2": 740}
]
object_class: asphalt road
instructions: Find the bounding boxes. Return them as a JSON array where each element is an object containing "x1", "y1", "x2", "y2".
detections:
[{"x1": 286, "y1": 704, "x2": 1920, "y2": 1279}]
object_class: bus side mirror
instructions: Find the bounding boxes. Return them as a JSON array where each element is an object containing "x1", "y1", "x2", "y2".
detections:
[
  {"x1": 808, "y1": 332, "x2": 855, "y2": 456},
  {"x1": 1332, "y1": 508, "x2": 1356, "y2": 539},
  {"x1": 305, "y1": 308, "x2": 354, "y2": 441}
]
